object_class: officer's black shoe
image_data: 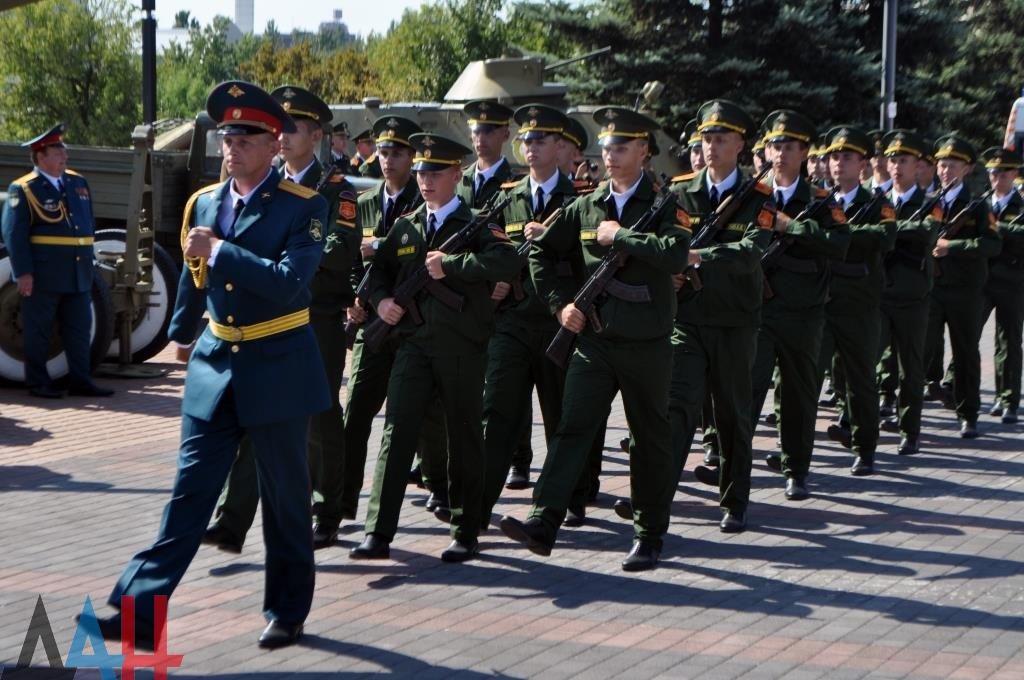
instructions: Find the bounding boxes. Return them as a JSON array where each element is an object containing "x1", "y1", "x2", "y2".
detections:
[
  {"x1": 504, "y1": 465, "x2": 530, "y2": 490},
  {"x1": 880, "y1": 416, "x2": 900, "y2": 433},
  {"x1": 693, "y1": 465, "x2": 719, "y2": 486},
  {"x1": 989, "y1": 402, "x2": 1004, "y2": 417},
  {"x1": 959, "y1": 418, "x2": 979, "y2": 439},
  {"x1": 433, "y1": 506, "x2": 453, "y2": 524},
  {"x1": 764, "y1": 412, "x2": 777, "y2": 426},
  {"x1": 827, "y1": 424, "x2": 852, "y2": 449},
  {"x1": 425, "y1": 490, "x2": 449, "y2": 512},
  {"x1": 257, "y1": 620, "x2": 303, "y2": 649},
  {"x1": 440, "y1": 539, "x2": 479, "y2": 563},
  {"x1": 407, "y1": 464, "x2": 423, "y2": 488},
  {"x1": 785, "y1": 477, "x2": 809, "y2": 501},
  {"x1": 619, "y1": 437, "x2": 630, "y2": 453},
  {"x1": 498, "y1": 516, "x2": 553, "y2": 556},
  {"x1": 67, "y1": 382, "x2": 114, "y2": 397},
  {"x1": 349, "y1": 533, "x2": 390, "y2": 560},
  {"x1": 897, "y1": 434, "x2": 920, "y2": 455},
  {"x1": 621, "y1": 540, "x2": 659, "y2": 572},
  {"x1": 563, "y1": 505, "x2": 586, "y2": 527},
  {"x1": 29, "y1": 385, "x2": 63, "y2": 399},
  {"x1": 702, "y1": 442, "x2": 721, "y2": 467},
  {"x1": 312, "y1": 523, "x2": 339, "y2": 550},
  {"x1": 719, "y1": 510, "x2": 747, "y2": 534},
  {"x1": 850, "y1": 455, "x2": 875, "y2": 476},
  {"x1": 1002, "y1": 407, "x2": 1018, "y2": 425},
  {"x1": 879, "y1": 394, "x2": 895, "y2": 418},
  {"x1": 764, "y1": 453, "x2": 782, "y2": 473},
  {"x1": 201, "y1": 524, "x2": 243, "y2": 554},
  {"x1": 612, "y1": 499, "x2": 633, "y2": 521},
  {"x1": 79, "y1": 613, "x2": 155, "y2": 650}
]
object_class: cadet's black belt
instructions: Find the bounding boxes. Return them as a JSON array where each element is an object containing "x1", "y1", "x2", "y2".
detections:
[
  {"x1": 29, "y1": 236, "x2": 94, "y2": 246},
  {"x1": 425, "y1": 280, "x2": 464, "y2": 310},
  {"x1": 887, "y1": 249, "x2": 926, "y2": 270},
  {"x1": 605, "y1": 278, "x2": 652, "y2": 303},
  {"x1": 830, "y1": 260, "x2": 869, "y2": 278},
  {"x1": 776, "y1": 253, "x2": 819, "y2": 274}
]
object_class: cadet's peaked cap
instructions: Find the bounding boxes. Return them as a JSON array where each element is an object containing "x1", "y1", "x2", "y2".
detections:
[
  {"x1": 823, "y1": 125, "x2": 872, "y2": 156},
  {"x1": 882, "y1": 129, "x2": 927, "y2": 159},
  {"x1": 980, "y1": 146, "x2": 1022, "y2": 171},
  {"x1": 593, "y1": 107, "x2": 659, "y2": 147},
  {"x1": 933, "y1": 134, "x2": 977, "y2": 164},
  {"x1": 207, "y1": 80, "x2": 296, "y2": 136},
  {"x1": 373, "y1": 116, "x2": 422, "y2": 149},
  {"x1": 353, "y1": 128, "x2": 374, "y2": 143},
  {"x1": 867, "y1": 129, "x2": 886, "y2": 157},
  {"x1": 332, "y1": 120, "x2": 350, "y2": 135},
  {"x1": 271, "y1": 85, "x2": 332, "y2": 129},
  {"x1": 562, "y1": 117, "x2": 589, "y2": 151},
  {"x1": 761, "y1": 110, "x2": 816, "y2": 146},
  {"x1": 410, "y1": 132, "x2": 472, "y2": 172},
  {"x1": 682, "y1": 119, "x2": 701, "y2": 148},
  {"x1": 464, "y1": 100, "x2": 513, "y2": 131},
  {"x1": 24, "y1": 123, "x2": 66, "y2": 152},
  {"x1": 513, "y1": 103, "x2": 568, "y2": 141},
  {"x1": 696, "y1": 100, "x2": 754, "y2": 136}
]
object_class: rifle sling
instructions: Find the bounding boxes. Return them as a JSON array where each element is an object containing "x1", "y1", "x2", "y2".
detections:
[{"x1": 425, "y1": 280, "x2": 464, "y2": 311}]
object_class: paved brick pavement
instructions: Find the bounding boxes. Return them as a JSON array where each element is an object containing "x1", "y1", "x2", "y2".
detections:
[{"x1": 0, "y1": 319, "x2": 1022, "y2": 679}]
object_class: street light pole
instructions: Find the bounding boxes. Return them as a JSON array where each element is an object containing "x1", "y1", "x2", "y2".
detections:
[
  {"x1": 880, "y1": 0, "x2": 897, "y2": 130},
  {"x1": 141, "y1": 0, "x2": 157, "y2": 124}
]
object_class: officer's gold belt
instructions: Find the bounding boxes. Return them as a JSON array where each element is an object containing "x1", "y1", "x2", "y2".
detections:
[
  {"x1": 29, "y1": 236, "x2": 95, "y2": 246},
  {"x1": 208, "y1": 308, "x2": 310, "y2": 342}
]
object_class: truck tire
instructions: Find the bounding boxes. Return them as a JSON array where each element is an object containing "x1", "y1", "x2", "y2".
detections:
[
  {"x1": 0, "y1": 249, "x2": 116, "y2": 384},
  {"x1": 94, "y1": 230, "x2": 179, "y2": 363}
]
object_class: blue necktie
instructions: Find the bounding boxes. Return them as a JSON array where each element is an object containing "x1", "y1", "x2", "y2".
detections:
[
  {"x1": 226, "y1": 199, "x2": 244, "y2": 239},
  {"x1": 426, "y1": 213, "x2": 438, "y2": 242}
]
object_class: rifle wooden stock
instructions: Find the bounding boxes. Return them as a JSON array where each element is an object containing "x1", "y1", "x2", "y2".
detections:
[{"x1": 933, "y1": 187, "x2": 995, "y2": 277}]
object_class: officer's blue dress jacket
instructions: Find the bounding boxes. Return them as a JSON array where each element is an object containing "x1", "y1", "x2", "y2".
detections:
[
  {"x1": 2, "y1": 169, "x2": 95, "y2": 293},
  {"x1": 169, "y1": 169, "x2": 331, "y2": 427}
]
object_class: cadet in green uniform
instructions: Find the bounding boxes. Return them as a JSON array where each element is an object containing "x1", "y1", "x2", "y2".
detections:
[
  {"x1": 747, "y1": 110, "x2": 850, "y2": 501},
  {"x1": 815, "y1": 126, "x2": 897, "y2": 475},
  {"x1": 979, "y1": 147, "x2": 1024, "y2": 424},
  {"x1": 349, "y1": 133, "x2": 519, "y2": 563},
  {"x1": 481, "y1": 104, "x2": 577, "y2": 524},
  {"x1": 923, "y1": 135, "x2": 1002, "y2": 438},
  {"x1": 202, "y1": 85, "x2": 359, "y2": 552},
  {"x1": 500, "y1": 107, "x2": 691, "y2": 572},
  {"x1": 458, "y1": 100, "x2": 516, "y2": 208},
  {"x1": 666, "y1": 100, "x2": 775, "y2": 532},
  {"x1": 351, "y1": 128, "x2": 383, "y2": 178},
  {"x1": 330, "y1": 121, "x2": 351, "y2": 167}
]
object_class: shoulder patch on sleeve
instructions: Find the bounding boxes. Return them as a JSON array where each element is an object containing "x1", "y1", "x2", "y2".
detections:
[
  {"x1": 830, "y1": 204, "x2": 848, "y2": 224},
  {"x1": 488, "y1": 223, "x2": 510, "y2": 241},
  {"x1": 881, "y1": 204, "x2": 896, "y2": 221},
  {"x1": 989, "y1": 213, "x2": 999, "y2": 231},
  {"x1": 279, "y1": 181, "x2": 319, "y2": 199},
  {"x1": 675, "y1": 207, "x2": 692, "y2": 230},
  {"x1": 815, "y1": 188, "x2": 831, "y2": 198},
  {"x1": 931, "y1": 204, "x2": 944, "y2": 221},
  {"x1": 754, "y1": 181, "x2": 771, "y2": 195}
]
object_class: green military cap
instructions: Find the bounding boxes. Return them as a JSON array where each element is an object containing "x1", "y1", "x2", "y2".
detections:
[
  {"x1": 332, "y1": 120, "x2": 350, "y2": 135},
  {"x1": 761, "y1": 110, "x2": 816, "y2": 146},
  {"x1": 682, "y1": 119, "x2": 701, "y2": 148},
  {"x1": 353, "y1": 128, "x2": 374, "y2": 143},
  {"x1": 695, "y1": 99, "x2": 754, "y2": 136},
  {"x1": 562, "y1": 116, "x2": 589, "y2": 151},
  {"x1": 822, "y1": 125, "x2": 873, "y2": 156},
  {"x1": 922, "y1": 139, "x2": 936, "y2": 164},
  {"x1": 882, "y1": 129, "x2": 927, "y2": 159},
  {"x1": 933, "y1": 134, "x2": 977, "y2": 164},
  {"x1": 270, "y1": 85, "x2": 333, "y2": 129},
  {"x1": 409, "y1": 132, "x2": 472, "y2": 172},
  {"x1": 207, "y1": 80, "x2": 296, "y2": 136},
  {"x1": 750, "y1": 124, "x2": 767, "y2": 154},
  {"x1": 867, "y1": 129, "x2": 885, "y2": 158},
  {"x1": 648, "y1": 132, "x2": 660, "y2": 157},
  {"x1": 980, "y1": 146, "x2": 1023, "y2": 171},
  {"x1": 372, "y1": 115, "x2": 422, "y2": 149},
  {"x1": 24, "y1": 122, "x2": 66, "y2": 151},
  {"x1": 593, "y1": 106, "x2": 659, "y2": 147},
  {"x1": 464, "y1": 100, "x2": 513, "y2": 132},
  {"x1": 513, "y1": 103, "x2": 568, "y2": 140}
]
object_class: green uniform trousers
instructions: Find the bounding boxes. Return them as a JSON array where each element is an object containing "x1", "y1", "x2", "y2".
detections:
[
  {"x1": 670, "y1": 323, "x2": 757, "y2": 513},
  {"x1": 529, "y1": 334, "x2": 674, "y2": 548},
  {"x1": 982, "y1": 277, "x2": 1024, "y2": 410},
  {"x1": 878, "y1": 299, "x2": 929, "y2": 437},
  {"x1": 364, "y1": 343, "x2": 486, "y2": 543},
  {"x1": 924, "y1": 286, "x2": 984, "y2": 420},
  {"x1": 818, "y1": 309, "x2": 880, "y2": 457},
  {"x1": 751, "y1": 311, "x2": 825, "y2": 479}
]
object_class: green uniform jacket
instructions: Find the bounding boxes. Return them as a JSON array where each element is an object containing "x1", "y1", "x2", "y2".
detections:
[
  {"x1": 828, "y1": 186, "x2": 898, "y2": 312},
  {"x1": 351, "y1": 180, "x2": 423, "y2": 291},
  {"x1": 366, "y1": 201, "x2": 519, "y2": 353},
  {"x1": 933, "y1": 186, "x2": 1002, "y2": 291},
  {"x1": 458, "y1": 158, "x2": 516, "y2": 209},
  {"x1": 497, "y1": 173, "x2": 578, "y2": 323},
  {"x1": 529, "y1": 172, "x2": 691, "y2": 342},
  {"x1": 989, "y1": 192, "x2": 1024, "y2": 284},
  {"x1": 764, "y1": 177, "x2": 851, "y2": 315},
  {"x1": 671, "y1": 168, "x2": 774, "y2": 327},
  {"x1": 882, "y1": 185, "x2": 943, "y2": 303},
  {"x1": 301, "y1": 162, "x2": 361, "y2": 314}
]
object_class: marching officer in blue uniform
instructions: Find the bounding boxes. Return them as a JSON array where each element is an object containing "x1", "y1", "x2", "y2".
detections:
[
  {"x1": 2, "y1": 123, "x2": 114, "y2": 398},
  {"x1": 93, "y1": 81, "x2": 330, "y2": 650}
]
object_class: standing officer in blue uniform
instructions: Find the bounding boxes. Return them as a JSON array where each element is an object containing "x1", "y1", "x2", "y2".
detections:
[
  {"x1": 92, "y1": 81, "x2": 330, "y2": 650},
  {"x1": 2, "y1": 123, "x2": 114, "y2": 398}
]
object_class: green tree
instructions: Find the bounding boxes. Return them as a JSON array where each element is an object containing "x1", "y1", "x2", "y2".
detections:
[
  {"x1": 0, "y1": 0, "x2": 141, "y2": 146},
  {"x1": 238, "y1": 41, "x2": 377, "y2": 103}
]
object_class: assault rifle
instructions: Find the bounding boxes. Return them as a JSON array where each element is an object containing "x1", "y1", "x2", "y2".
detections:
[
  {"x1": 544, "y1": 182, "x2": 677, "y2": 369},
  {"x1": 499, "y1": 196, "x2": 579, "y2": 305},
  {"x1": 361, "y1": 193, "x2": 512, "y2": 352},
  {"x1": 846, "y1": 187, "x2": 888, "y2": 225},
  {"x1": 760, "y1": 194, "x2": 833, "y2": 300},
  {"x1": 685, "y1": 165, "x2": 772, "y2": 291},
  {"x1": 934, "y1": 186, "x2": 995, "y2": 277}
]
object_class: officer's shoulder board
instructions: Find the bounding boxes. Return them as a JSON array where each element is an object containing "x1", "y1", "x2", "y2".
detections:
[
  {"x1": 65, "y1": 169, "x2": 83, "y2": 178},
  {"x1": 500, "y1": 179, "x2": 521, "y2": 190},
  {"x1": 180, "y1": 183, "x2": 221, "y2": 237},
  {"x1": 279, "y1": 181, "x2": 319, "y2": 200},
  {"x1": 670, "y1": 171, "x2": 697, "y2": 184},
  {"x1": 11, "y1": 170, "x2": 38, "y2": 188}
]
